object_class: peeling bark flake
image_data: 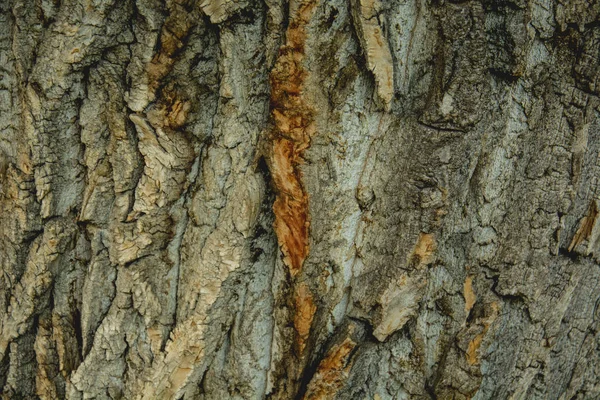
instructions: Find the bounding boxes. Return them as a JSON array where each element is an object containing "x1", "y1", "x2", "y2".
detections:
[{"x1": 350, "y1": 0, "x2": 394, "y2": 111}]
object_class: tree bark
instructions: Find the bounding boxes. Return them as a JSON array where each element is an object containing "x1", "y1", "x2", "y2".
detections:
[{"x1": 1, "y1": 0, "x2": 600, "y2": 398}]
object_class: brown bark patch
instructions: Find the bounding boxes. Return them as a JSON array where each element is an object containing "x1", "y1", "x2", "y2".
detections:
[
  {"x1": 146, "y1": 4, "x2": 194, "y2": 96},
  {"x1": 303, "y1": 338, "x2": 357, "y2": 400},
  {"x1": 410, "y1": 232, "x2": 437, "y2": 267},
  {"x1": 267, "y1": 0, "x2": 318, "y2": 276},
  {"x1": 147, "y1": 90, "x2": 191, "y2": 130},
  {"x1": 294, "y1": 282, "x2": 317, "y2": 354},
  {"x1": 466, "y1": 302, "x2": 499, "y2": 366},
  {"x1": 568, "y1": 200, "x2": 598, "y2": 252},
  {"x1": 464, "y1": 275, "x2": 476, "y2": 315},
  {"x1": 466, "y1": 333, "x2": 484, "y2": 366}
]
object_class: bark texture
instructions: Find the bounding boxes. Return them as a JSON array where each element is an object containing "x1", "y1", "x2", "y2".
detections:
[{"x1": 1, "y1": 0, "x2": 600, "y2": 398}]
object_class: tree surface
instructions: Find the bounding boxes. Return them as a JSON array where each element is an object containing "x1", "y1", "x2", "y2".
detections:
[{"x1": 1, "y1": 0, "x2": 600, "y2": 398}]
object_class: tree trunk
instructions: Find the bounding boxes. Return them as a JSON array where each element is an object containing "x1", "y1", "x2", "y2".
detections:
[{"x1": 1, "y1": 0, "x2": 600, "y2": 398}]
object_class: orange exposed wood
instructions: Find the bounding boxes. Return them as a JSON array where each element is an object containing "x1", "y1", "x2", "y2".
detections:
[
  {"x1": 466, "y1": 302, "x2": 499, "y2": 366},
  {"x1": 464, "y1": 275, "x2": 476, "y2": 315},
  {"x1": 466, "y1": 333, "x2": 484, "y2": 366},
  {"x1": 294, "y1": 282, "x2": 317, "y2": 354},
  {"x1": 303, "y1": 338, "x2": 357, "y2": 399},
  {"x1": 268, "y1": 0, "x2": 318, "y2": 276},
  {"x1": 411, "y1": 232, "x2": 437, "y2": 267}
]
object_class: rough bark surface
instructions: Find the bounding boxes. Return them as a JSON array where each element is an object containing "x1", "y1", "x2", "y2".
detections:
[{"x1": 1, "y1": 0, "x2": 600, "y2": 399}]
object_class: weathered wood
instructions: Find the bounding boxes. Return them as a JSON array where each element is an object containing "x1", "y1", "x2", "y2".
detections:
[{"x1": 1, "y1": 0, "x2": 600, "y2": 398}]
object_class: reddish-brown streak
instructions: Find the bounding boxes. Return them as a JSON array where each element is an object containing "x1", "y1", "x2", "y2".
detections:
[
  {"x1": 303, "y1": 337, "x2": 357, "y2": 399},
  {"x1": 268, "y1": 0, "x2": 318, "y2": 276}
]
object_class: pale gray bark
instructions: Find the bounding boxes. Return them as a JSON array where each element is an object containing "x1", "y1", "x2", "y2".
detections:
[{"x1": 1, "y1": 0, "x2": 600, "y2": 399}]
